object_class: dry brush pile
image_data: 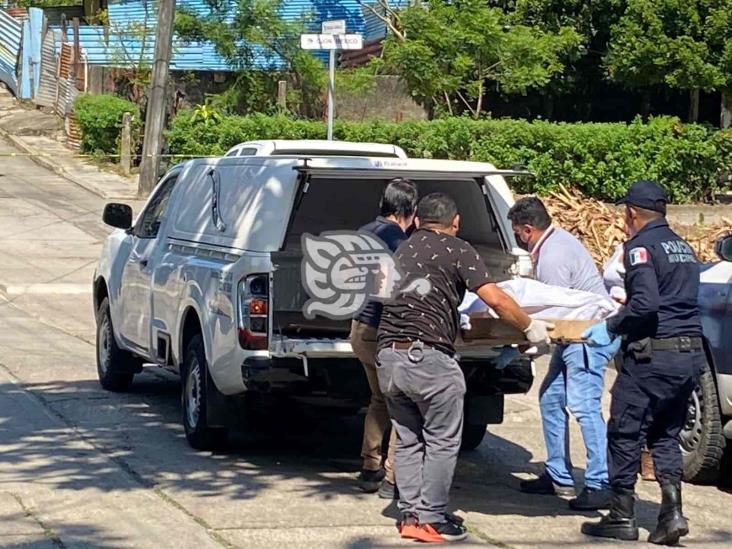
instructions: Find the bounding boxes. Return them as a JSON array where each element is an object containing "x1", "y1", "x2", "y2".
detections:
[{"x1": 543, "y1": 185, "x2": 730, "y2": 265}]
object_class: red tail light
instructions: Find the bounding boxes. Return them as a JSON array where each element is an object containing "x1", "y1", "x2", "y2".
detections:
[{"x1": 238, "y1": 274, "x2": 269, "y2": 350}]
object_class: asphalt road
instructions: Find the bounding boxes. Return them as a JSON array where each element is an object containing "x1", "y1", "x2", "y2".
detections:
[{"x1": 0, "y1": 137, "x2": 730, "y2": 548}]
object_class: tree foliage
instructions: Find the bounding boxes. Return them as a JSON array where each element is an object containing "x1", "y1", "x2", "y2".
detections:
[
  {"x1": 605, "y1": 0, "x2": 723, "y2": 92},
  {"x1": 172, "y1": 0, "x2": 732, "y2": 125},
  {"x1": 605, "y1": 0, "x2": 732, "y2": 125},
  {"x1": 166, "y1": 110, "x2": 732, "y2": 202},
  {"x1": 74, "y1": 94, "x2": 141, "y2": 158},
  {"x1": 175, "y1": 0, "x2": 325, "y2": 116},
  {"x1": 374, "y1": 0, "x2": 581, "y2": 117}
]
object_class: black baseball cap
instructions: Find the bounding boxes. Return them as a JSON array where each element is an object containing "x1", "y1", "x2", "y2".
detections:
[{"x1": 615, "y1": 180, "x2": 668, "y2": 214}]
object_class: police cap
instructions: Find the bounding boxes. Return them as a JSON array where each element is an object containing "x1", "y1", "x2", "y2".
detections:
[{"x1": 616, "y1": 180, "x2": 668, "y2": 214}]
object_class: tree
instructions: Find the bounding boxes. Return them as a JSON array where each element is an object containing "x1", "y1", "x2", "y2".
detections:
[
  {"x1": 496, "y1": 0, "x2": 625, "y2": 118},
  {"x1": 605, "y1": 0, "x2": 732, "y2": 125},
  {"x1": 94, "y1": 8, "x2": 155, "y2": 104},
  {"x1": 702, "y1": 0, "x2": 732, "y2": 127},
  {"x1": 373, "y1": 0, "x2": 581, "y2": 118},
  {"x1": 175, "y1": 0, "x2": 325, "y2": 116}
]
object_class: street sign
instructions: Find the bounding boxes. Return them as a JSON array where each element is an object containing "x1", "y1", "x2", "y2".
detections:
[
  {"x1": 322, "y1": 19, "x2": 346, "y2": 35},
  {"x1": 300, "y1": 34, "x2": 363, "y2": 51},
  {"x1": 300, "y1": 23, "x2": 364, "y2": 141}
]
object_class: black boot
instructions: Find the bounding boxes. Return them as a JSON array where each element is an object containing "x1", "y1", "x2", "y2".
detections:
[
  {"x1": 581, "y1": 487, "x2": 639, "y2": 541},
  {"x1": 648, "y1": 482, "x2": 689, "y2": 545}
]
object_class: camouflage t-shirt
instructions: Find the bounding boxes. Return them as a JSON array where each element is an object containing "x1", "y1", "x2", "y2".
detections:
[{"x1": 377, "y1": 228, "x2": 492, "y2": 355}]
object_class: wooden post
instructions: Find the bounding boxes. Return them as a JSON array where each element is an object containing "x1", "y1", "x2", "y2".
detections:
[
  {"x1": 277, "y1": 80, "x2": 287, "y2": 110},
  {"x1": 138, "y1": 0, "x2": 177, "y2": 197},
  {"x1": 120, "y1": 112, "x2": 132, "y2": 175},
  {"x1": 72, "y1": 18, "x2": 80, "y2": 84},
  {"x1": 722, "y1": 90, "x2": 732, "y2": 129}
]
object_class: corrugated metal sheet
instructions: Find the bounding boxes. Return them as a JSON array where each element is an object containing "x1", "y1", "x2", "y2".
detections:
[
  {"x1": 362, "y1": 1, "x2": 408, "y2": 41},
  {"x1": 35, "y1": 29, "x2": 57, "y2": 107},
  {"x1": 340, "y1": 37, "x2": 382, "y2": 67},
  {"x1": 54, "y1": 24, "x2": 232, "y2": 70},
  {"x1": 20, "y1": 8, "x2": 43, "y2": 99},
  {"x1": 0, "y1": 8, "x2": 21, "y2": 94},
  {"x1": 59, "y1": 41, "x2": 72, "y2": 78},
  {"x1": 56, "y1": 73, "x2": 70, "y2": 116},
  {"x1": 105, "y1": 0, "x2": 367, "y2": 30},
  {"x1": 50, "y1": 0, "x2": 376, "y2": 70},
  {"x1": 76, "y1": 50, "x2": 86, "y2": 90},
  {"x1": 66, "y1": 112, "x2": 81, "y2": 149}
]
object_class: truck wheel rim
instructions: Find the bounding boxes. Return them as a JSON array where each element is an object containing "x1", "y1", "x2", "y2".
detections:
[
  {"x1": 186, "y1": 359, "x2": 202, "y2": 429},
  {"x1": 680, "y1": 387, "x2": 703, "y2": 453},
  {"x1": 98, "y1": 316, "x2": 110, "y2": 375}
]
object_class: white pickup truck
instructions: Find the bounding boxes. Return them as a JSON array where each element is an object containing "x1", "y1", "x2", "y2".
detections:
[{"x1": 93, "y1": 151, "x2": 535, "y2": 450}]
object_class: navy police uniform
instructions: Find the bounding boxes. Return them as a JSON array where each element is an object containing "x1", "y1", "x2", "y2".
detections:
[
  {"x1": 581, "y1": 180, "x2": 701, "y2": 544},
  {"x1": 605, "y1": 182, "x2": 703, "y2": 490}
]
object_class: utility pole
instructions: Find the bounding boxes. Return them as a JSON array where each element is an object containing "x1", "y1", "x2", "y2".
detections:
[{"x1": 138, "y1": 0, "x2": 176, "y2": 197}]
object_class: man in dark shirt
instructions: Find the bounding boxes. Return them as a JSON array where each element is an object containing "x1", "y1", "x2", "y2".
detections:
[
  {"x1": 351, "y1": 178, "x2": 418, "y2": 497},
  {"x1": 377, "y1": 193, "x2": 553, "y2": 543},
  {"x1": 581, "y1": 181, "x2": 703, "y2": 545}
]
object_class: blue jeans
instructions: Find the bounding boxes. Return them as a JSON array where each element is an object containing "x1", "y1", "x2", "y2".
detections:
[{"x1": 539, "y1": 341, "x2": 620, "y2": 490}]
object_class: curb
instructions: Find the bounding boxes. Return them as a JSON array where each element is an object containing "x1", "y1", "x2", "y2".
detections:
[
  {"x1": 0, "y1": 283, "x2": 91, "y2": 296},
  {"x1": 0, "y1": 126, "x2": 138, "y2": 201}
]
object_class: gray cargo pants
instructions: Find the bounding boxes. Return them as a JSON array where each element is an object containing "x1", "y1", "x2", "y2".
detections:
[{"x1": 376, "y1": 345, "x2": 466, "y2": 524}]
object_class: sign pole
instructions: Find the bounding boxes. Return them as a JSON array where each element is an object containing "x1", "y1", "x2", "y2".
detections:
[
  {"x1": 301, "y1": 20, "x2": 361, "y2": 141},
  {"x1": 327, "y1": 49, "x2": 335, "y2": 141}
]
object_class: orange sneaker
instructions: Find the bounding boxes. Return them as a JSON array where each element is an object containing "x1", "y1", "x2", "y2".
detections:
[
  {"x1": 399, "y1": 513, "x2": 421, "y2": 539},
  {"x1": 409, "y1": 521, "x2": 468, "y2": 543}
]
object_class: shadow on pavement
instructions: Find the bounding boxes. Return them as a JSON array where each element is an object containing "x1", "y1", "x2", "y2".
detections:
[
  {"x1": 0, "y1": 370, "x2": 371, "y2": 503},
  {"x1": 5, "y1": 367, "x2": 726, "y2": 540},
  {"x1": 0, "y1": 526, "x2": 126, "y2": 549}
]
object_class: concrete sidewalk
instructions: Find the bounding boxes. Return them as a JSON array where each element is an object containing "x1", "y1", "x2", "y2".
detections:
[{"x1": 0, "y1": 87, "x2": 138, "y2": 200}]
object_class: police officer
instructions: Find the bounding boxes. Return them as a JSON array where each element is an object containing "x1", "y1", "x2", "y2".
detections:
[{"x1": 580, "y1": 180, "x2": 703, "y2": 546}]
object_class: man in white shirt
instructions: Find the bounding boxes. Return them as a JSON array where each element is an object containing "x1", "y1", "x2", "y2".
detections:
[{"x1": 508, "y1": 197, "x2": 620, "y2": 511}]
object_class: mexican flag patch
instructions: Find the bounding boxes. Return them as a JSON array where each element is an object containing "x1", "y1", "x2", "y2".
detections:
[{"x1": 629, "y1": 247, "x2": 649, "y2": 266}]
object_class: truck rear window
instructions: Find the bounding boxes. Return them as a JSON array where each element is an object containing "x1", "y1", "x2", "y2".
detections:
[{"x1": 271, "y1": 149, "x2": 398, "y2": 158}]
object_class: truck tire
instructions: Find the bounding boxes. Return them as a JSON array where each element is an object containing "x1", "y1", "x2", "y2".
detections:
[
  {"x1": 181, "y1": 335, "x2": 228, "y2": 450},
  {"x1": 96, "y1": 297, "x2": 137, "y2": 392},
  {"x1": 680, "y1": 364, "x2": 725, "y2": 484},
  {"x1": 461, "y1": 422, "x2": 488, "y2": 451}
]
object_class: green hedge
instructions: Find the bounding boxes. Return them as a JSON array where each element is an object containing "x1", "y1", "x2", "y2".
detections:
[
  {"x1": 73, "y1": 94, "x2": 140, "y2": 159},
  {"x1": 166, "y1": 111, "x2": 732, "y2": 202}
]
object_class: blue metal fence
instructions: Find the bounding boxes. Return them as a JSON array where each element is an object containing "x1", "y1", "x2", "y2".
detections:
[
  {"x1": 0, "y1": 8, "x2": 21, "y2": 94},
  {"x1": 20, "y1": 7, "x2": 43, "y2": 99},
  {"x1": 53, "y1": 0, "x2": 375, "y2": 70}
]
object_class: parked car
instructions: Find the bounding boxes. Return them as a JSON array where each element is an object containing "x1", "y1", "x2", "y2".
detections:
[
  {"x1": 93, "y1": 153, "x2": 534, "y2": 450},
  {"x1": 224, "y1": 139, "x2": 408, "y2": 159},
  {"x1": 682, "y1": 233, "x2": 732, "y2": 483}
]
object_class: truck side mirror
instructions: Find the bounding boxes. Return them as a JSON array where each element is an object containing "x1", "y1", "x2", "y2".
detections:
[
  {"x1": 103, "y1": 203, "x2": 133, "y2": 230},
  {"x1": 715, "y1": 234, "x2": 732, "y2": 262}
]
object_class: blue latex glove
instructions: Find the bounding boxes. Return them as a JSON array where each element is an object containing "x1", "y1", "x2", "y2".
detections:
[
  {"x1": 581, "y1": 321, "x2": 613, "y2": 346},
  {"x1": 494, "y1": 347, "x2": 520, "y2": 370}
]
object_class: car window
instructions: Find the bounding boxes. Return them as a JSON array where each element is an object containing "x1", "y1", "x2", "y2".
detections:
[
  {"x1": 239, "y1": 147, "x2": 258, "y2": 156},
  {"x1": 225, "y1": 148, "x2": 240, "y2": 157},
  {"x1": 270, "y1": 149, "x2": 398, "y2": 157},
  {"x1": 134, "y1": 174, "x2": 179, "y2": 239}
]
